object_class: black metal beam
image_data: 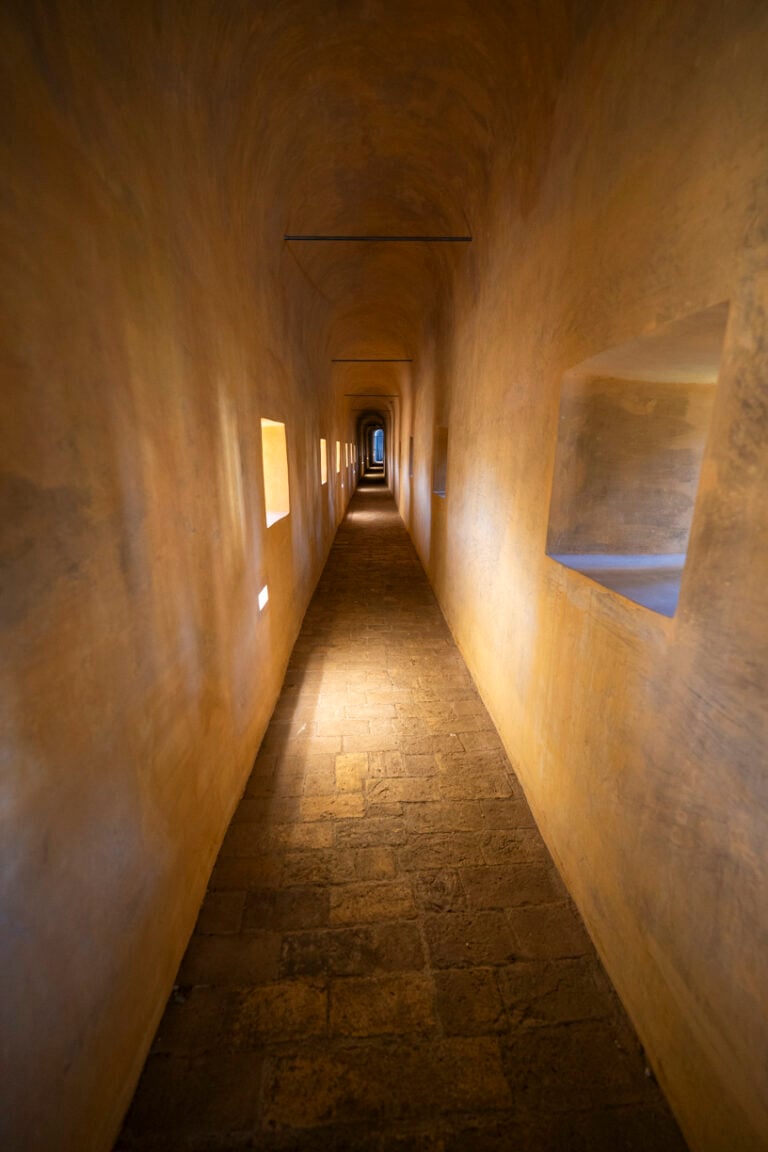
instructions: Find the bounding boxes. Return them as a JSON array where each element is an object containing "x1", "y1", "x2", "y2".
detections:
[{"x1": 284, "y1": 235, "x2": 471, "y2": 243}]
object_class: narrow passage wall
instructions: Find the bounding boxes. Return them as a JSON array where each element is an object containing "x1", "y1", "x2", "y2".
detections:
[
  {"x1": 0, "y1": 6, "x2": 354, "y2": 1149},
  {"x1": 399, "y1": 5, "x2": 768, "y2": 1150}
]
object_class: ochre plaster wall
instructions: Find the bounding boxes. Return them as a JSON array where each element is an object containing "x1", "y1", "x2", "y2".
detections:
[
  {"x1": 0, "y1": 7, "x2": 352, "y2": 1149},
  {"x1": 547, "y1": 377, "x2": 716, "y2": 555},
  {"x1": 410, "y1": 5, "x2": 768, "y2": 1150}
]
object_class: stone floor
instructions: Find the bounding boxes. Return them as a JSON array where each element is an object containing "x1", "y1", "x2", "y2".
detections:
[{"x1": 116, "y1": 479, "x2": 688, "y2": 1152}]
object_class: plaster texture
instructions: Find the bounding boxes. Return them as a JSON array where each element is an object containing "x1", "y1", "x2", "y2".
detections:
[{"x1": 1, "y1": 2, "x2": 767, "y2": 1150}]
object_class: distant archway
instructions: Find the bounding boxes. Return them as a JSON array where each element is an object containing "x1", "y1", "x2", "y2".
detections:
[
  {"x1": 365, "y1": 423, "x2": 385, "y2": 475},
  {"x1": 357, "y1": 412, "x2": 388, "y2": 483}
]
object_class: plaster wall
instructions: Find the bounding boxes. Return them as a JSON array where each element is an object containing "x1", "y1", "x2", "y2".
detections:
[
  {"x1": 0, "y1": 7, "x2": 347, "y2": 1150},
  {"x1": 547, "y1": 377, "x2": 716, "y2": 555},
  {"x1": 414, "y1": 5, "x2": 768, "y2": 1150}
]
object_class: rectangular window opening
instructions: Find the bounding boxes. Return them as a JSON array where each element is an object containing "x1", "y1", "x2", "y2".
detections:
[
  {"x1": 336, "y1": 440, "x2": 341, "y2": 473},
  {"x1": 408, "y1": 435, "x2": 414, "y2": 479},
  {"x1": 261, "y1": 418, "x2": 290, "y2": 526},
  {"x1": 258, "y1": 584, "x2": 269, "y2": 611},
  {"x1": 320, "y1": 437, "x2": 328, "y2": 485},
  {"x1": 546, "y1": 301, "x2": 729, "y2": 617}
]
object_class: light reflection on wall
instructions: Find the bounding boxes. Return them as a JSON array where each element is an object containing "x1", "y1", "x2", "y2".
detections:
[{"x1": 218, "y1": 394, "x2": 246, "y2": 569}]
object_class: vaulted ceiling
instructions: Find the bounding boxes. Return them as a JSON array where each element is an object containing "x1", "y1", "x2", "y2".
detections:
[{"x1": 169, "y1": 0, "x2": 577, "y2": 414}]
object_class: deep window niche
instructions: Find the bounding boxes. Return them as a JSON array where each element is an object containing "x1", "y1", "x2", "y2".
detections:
[{"x1": 546, "y1": 301, "x2": 728, "y2": 617}]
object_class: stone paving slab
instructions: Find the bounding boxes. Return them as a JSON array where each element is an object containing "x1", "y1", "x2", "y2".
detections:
[{"x1": 116, "y1": 480, "x2": 688, "y2": 1151}]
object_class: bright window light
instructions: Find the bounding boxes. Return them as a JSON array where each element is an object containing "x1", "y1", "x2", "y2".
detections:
[
  {"x1": 260, "y1": 418, "x2": 290, "y2": 526},
  {"x1": 320, "y1": 437, "x2": 327, "y2": 484},
  {"x1": 258, "y1": 585, "x2": 269, "y2": 611},
  {"x1": 336, "y1": 440, "x2": 341, "y2": 473}
]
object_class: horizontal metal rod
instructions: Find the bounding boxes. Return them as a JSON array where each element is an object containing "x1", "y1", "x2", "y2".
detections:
[
  {"x1": 344, "y1": 393, "x2": 398, "y2": 397},
  {"x1": 333, "y1": 358, "x2": 412, "y2": 363},
  {"x1": 284, "y1": 235, "x2": 471, "y2": 243}
]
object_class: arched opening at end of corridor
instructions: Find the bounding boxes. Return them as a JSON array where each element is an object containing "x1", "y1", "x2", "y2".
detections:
[
  {"x1": 358, "y1": 414, "x2": 387, "y2": 484},
  {"x1": 366, "y1": 424, "x2": 384, "y2": 474}
]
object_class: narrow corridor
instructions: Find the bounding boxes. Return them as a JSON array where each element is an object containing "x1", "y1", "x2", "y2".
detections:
[{"x1": 118, "y1": 481, "x2": 686, "y2": 1151}]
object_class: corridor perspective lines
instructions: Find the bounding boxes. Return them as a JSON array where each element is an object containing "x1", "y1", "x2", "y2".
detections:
[{"x1": 117, "y1": 481, "x2": 687, "y2": 1151}]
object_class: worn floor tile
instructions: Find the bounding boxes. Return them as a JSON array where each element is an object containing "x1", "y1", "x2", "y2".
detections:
[
  {"x1": 497, "y1": 958, "x2": 615, "y2": 1028},
  {"x1": 433, "y1": 968, "x2": 506, "y2": 1035},
  {"x1": 280, "y1": 921, "x2": 426, "y2": 979},
  {"x1": 330, "y1": 973, "x2": 436, "y2": 1037},
  {"x1": 329, "y1": 880, "x2": 417, "y2": 924},
  {"x1": 228, "y1": 981, "x2": 327, "y2": 1046}
]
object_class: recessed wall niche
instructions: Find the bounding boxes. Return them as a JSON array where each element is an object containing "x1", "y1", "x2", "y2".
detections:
[
  {"x1": 546, "y1": 301, "x2": 728, "y2": 617},
  {"x1": 433, "y1": 425, "x2": 449, "y2": 497}
]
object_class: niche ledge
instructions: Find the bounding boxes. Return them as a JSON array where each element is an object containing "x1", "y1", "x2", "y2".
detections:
[{"x1": 546, "y1": 301, "x2": 729, "y2": 618}]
